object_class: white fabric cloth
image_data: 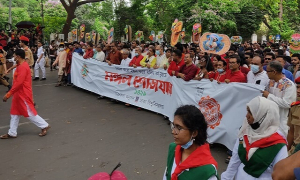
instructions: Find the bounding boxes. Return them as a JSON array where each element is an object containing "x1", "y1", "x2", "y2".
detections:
[
  {"x1": 266, "y1": 77, "x2": 297, "y2": 137},
  {"x1": 34, "y1": 59, "x2": 46, "y2": 78},
  {"x1": 37, "y1": 46, "x2": 45, "y2": 61},
  {"x1": 95, "y1": 51, "x2": 105, "y2": 62},
  {"x1": 247, "y1": 70, "x2": 269, "y2": 88},
  {"x1": 238, "y1": 96, "x2": 280, "y2": 144},
  {"x1": 8, "y1": 102, "x2": 49, "y2": 137},
  {"x1": 221, "y1": 138, "x2": 288, "y2": 180},
  {"x1": 156, "y1": 54, "x2": 168, "y2": 68},
  {"x1": 162, "y1": 158, "x2": 217, "y2": 180},
  {"x1": 295, "y1": 71, "x2": 300, "y2": 79},
  {"x1": 120, "y1": 57, "x2": 131, "y2": 66}
]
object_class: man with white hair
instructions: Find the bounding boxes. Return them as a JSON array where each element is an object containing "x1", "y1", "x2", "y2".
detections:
[
  {"x1": 120, "y1": 49, "x2": 131, "y2": 66},
  {"x1": 154, "y1": 45, "x2": 168, "y2": 70},
  {"x1": 129, "y1": 46, "x2": 144, "y2": 68}
]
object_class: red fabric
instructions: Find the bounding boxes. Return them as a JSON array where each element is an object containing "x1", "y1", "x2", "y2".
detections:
[
  {"x1": 240, "y1": 66, "x2": 250, "y2": 77},
  {"x1": 226, "y1": 70, "x2": 246, "y2": 82},
  {"x1": 5, "y1": 61, "x2": 37, "y2": 117},
  {"x1": 107, "y1": 50, "x2": 122, "y2": 65},
  {"x1": 0, "y1": 46, "x2": 2, "y2": 50},
  {"x1": 243, "y1": 133, "x2": 287, "y2": 161},
  {"x1": 168, "y1": 60, "x2": 185, "y2": 76},
  {"x1": 295, "y1": 77, "x2": 300, "y2": 83},
  {"x1": 19, "y1": 36, "x2": 29, "y2": 42},
  {"x1": 129, "y1": 55, "x2": 144, "y2": 67},
  {"x1": 171, "y1": 143, "x2": 218, "y2": 180},
  {"x1": 291, "y1": 101, "x2": 300, "y2": 106},
  {"x1": 213, "y1": 72, "x2": 227, "y2": 82},
  {"x1": 176, "y1": 64, "x2": 198, "y2": 81},
  {"x1": 0, "y1": 35, "x2": 8, "y2": 47},
  {"x1": 208, "y1": 71, "x2": 215, "y2": 79},
  {"x1": 65, "y1": 49, "x2": 74, "y2": 74},
  {"x1": 83, "y1": 49, "x2": 94, "y2": 59}
]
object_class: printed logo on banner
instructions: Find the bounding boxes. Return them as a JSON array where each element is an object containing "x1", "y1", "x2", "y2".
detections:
[
  {"x1": 81, "y1": 64, "x2": 89, "y2": 78},
  {"x1": 198, "y1": 96, "x2": 222, "y2": 129}
]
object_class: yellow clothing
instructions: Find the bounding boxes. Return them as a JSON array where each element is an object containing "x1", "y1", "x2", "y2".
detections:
[
  {"x1": 140, "y1": 55, "x2": 157, "y2": 68},
  {"x1": 288, "y1": 104, "x2": 300, "y2": 155},
  {"x1": 24, "y1": 46, "x2": 34, "y2": 67}
]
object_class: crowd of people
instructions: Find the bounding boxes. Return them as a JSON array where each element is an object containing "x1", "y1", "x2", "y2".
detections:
[{"x1": 1, "y1": 31, "x2": 300, "y2": 179}]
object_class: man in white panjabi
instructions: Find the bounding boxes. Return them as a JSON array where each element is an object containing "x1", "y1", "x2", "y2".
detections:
[
  {"x1": 154, "y1": 45, "x2": 168, "y2": 70},
  {"x1": 33, "y1": 41, "x2": 46, "y2": 81}
]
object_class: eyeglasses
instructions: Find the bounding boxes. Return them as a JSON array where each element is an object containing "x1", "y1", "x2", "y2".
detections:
[
  {"x1": 245, "y1": 57, "x2": 250, "y2": 59},
  {"x1": 264, "y1": 58, "x2": 272, "y2": 60},
  {"x1": 170, "y1": 123, "x2": 189, "y2": 134},
  {"x1": 199, "y1": 59, "x2": 206, "y2": 62}
]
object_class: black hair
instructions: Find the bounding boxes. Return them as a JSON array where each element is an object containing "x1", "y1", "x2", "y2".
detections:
[
  {"x1": 253, "y1": 55, "x2": 265, "y2": 64},
  {"x1": 165, "y1": 48, "x2": 172, "y2": 53},
  {"x1": 229, "y1": 54, "x2": 241, "y2": 64},
  {"x1": 173, "y1": 49, "x2": 182, "y2": 57},
  {"x1": 219, "y1": 59, "x2": 227, "y2": 67},
  {"x1": 245, "y1": 47, "x2": 254, "y2": 54},
  {"x1": 87, "y1": 42, "x2": 93, "y2": 47},
  {"x1": 292, "y1": 53, "x2": 300, "y2": 60},
  {"x1": 174, "y1": 105, "x2": 207, "y2": 146},
  {"x1": 276, "y1": 55, "x2": 286, "y2": 62},
  {"x1": 21, "y1": 40, "x2": 28, "y2": 46},
  {"x1": 59, "y1": 44, "x2": 64, "y2": 48},
  {"x1": 245, "y1": 52, "x2": 254, "y2": 58},
  {"x1": 175, "y1": 42, "x2": 183, "y2": 53},
  {"x1": 15, "y1": 49, "x2": 25, "y2": 59},
  {"x1": 265, "y1": 52, "x2": 275, "y2": 60},
  {"x1": 190, "y1": 48, "x2": 196, "y2": 53},
  {"x1": 202, "y1": 55, "x2": 215, "y2": 72},
  {"x1": 263, "y1": 48, "x2": 272, "y2": 53},
  {"x1": 277, "y1": 49, "x2": 284, "y2": 56},
  {"x1": 215, "y1": 55, "x2": 222, "y2": 61}
]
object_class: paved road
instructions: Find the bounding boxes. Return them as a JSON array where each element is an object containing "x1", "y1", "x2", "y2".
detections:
[{"x1": 0, "y1": 68, "x2": 228, "y2": 180}]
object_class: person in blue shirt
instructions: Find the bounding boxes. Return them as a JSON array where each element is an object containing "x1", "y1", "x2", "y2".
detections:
[{"x1": 73, "y1": 41, "x2": 83, "y2": 56}]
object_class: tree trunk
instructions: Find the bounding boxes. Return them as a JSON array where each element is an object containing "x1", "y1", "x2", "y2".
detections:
[
  {"x1": 279, "y1": 0, "x2": 283, "y2": 21},
  {"x1": 62, "y1": 7, "x2": 76, "y2": 40}
]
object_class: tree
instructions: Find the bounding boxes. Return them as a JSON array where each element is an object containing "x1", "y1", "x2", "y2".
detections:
[{"x1": 60, "y1": 0, "x2": 105, "y2": 38}]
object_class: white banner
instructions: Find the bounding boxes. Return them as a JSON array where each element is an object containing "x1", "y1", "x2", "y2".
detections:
[{"x1": 71, "y1": 53, "x2": 262, "y2": 150}]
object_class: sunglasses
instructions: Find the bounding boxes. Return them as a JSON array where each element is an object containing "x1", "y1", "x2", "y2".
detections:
[{"x1": 264, "y1": 58, "x2": 272, "y2": 60}]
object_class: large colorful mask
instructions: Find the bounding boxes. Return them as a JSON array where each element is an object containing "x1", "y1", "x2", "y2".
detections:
[
  {"x1": 124, "y1": 25, "x2": 132, "y2": 42},
  {"x1": 85, "y1": 33, "x2": 91, "y2": 42},
  {"x1": 192, "y1": 23, "x2": 201, "y2": 44},
  {"x1": 290, "y1": 33, "x2": 300, "y2": 54},
  {"x1": 200, "y1": 32, "x2": 231, "y2": 55},
  {"x1": 171, "y1": 19, "x2": 183, "y2": 46},
  {"x1": 135, "y1": 31, "x2": 144, "y2": 41},
  {"x1": 230, "y1": 36, "x2": 242, "y2": 45},
  {"x1": 91, "y1": 31, "x2": 96, "y2": 44},
  {"x1": 149, "y1": 30, "x2": 155, "y2": 42},
  {"x1": 80, "y1": 24, "x2": 85, "y2": 41},
  {"x1": 269, "y1": 35, "x2": 274, "y2": 43},
  {"x1": 108, "y1": 27, "x2": 114, "y2": 44},
  {"x1": 157, "y1": 31, "x2": 164, "y2": 44},
  {"x1": 180, "y1": 28, "x2": 186, "y2": 43},
  {"x1": 71, "y1": 29, "x2": 78, "y2": 41}
]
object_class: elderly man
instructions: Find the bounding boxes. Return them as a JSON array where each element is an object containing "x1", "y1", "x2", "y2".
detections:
[
  {"x1": 175, "y1": 53, "x2": 198, "y2": 81},
  {"x1": 247, "y1": 55, "x2": 269, "y2": 88},
  {"x1": 93, "y1": 44, "x2": 105, "y2": 62},
  {"x1": 154, "y1": 45, "x2": 168, "y2": 70},
  {"x1": 263, "y1": 61, "x2": 297, "y2": 137},
  {"x1": 120, "y1": 49, "x2": 131, "y2": 66},
  {"x1": 129, "y1": 46, "x2": 143, "y2": 68},
  {"x1": 276, "y1": 55, "x2": 294, "y2": 82},
  {"x1": 106, "y1": 42, "x2": 122, "y2": 65}
]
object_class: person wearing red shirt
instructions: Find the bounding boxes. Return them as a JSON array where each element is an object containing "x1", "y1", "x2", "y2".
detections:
[
  {"x1": 175, "y1": 53, "x2": 198, "y2": 81},
  {"x1": 0, "y1": 30, "x2": 8, "y2": 49},
  {"x1": 211, "y1": 59, "x2": 227, "y2": 83},
  {"x1": 106, "y1": 42, "x2": 122, "y2": 65},
  {"x1": 168, "y1": 49, "x2": 185, "y2": 76},
  {"x1": 1, "y1": 49, "x2": 50, "y2": 139},
  {"x1": 225, "y1": 54, "x2": 247, "y2": 83},
  {"x1": 129, "y1": 46, "x2": 144, "y2": 67},
  {"x1": 83, "y1": 42, "x2": 94, "y2": 59}
]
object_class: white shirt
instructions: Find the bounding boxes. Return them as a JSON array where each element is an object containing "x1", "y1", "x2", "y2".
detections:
[
  {"x1": 37, "y1": 46, "x2": 44, "y2": 60},
  {"x1": 120, "y1": 57, "x2": 131, "y2": 66},
  {"x1": 247, "y1": 70, "x2": 270, "y2": 89},
  {"x1": 295, "y1": 71, "x2": 300, "y2": 79},
  {"x1": 95, "y1": 51, "x2": 105, "y2": 62},
  {"x1": 131, "y1": 49, "x2": 135, "y2": 59},
  {"x1": 285, "y1": 50, "x2": 290, "y2": 57},
  {"x1": 266, "y1": 77, "x2": 297, "y2": 137},
  {"x1": 156, "y1": 53, "x2": 168, "y2": 68},
  {"x1": 221, "y1": 138, "x2": 288, "y2": 180}
]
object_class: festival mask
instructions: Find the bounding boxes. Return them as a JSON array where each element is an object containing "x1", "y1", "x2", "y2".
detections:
[
  {"x1": 269, "y1": 35, "x2": 275, "y2": 43},
  {"x1": 170, "y1": 19, "x2": 183, "y2": 46},
  {"x1": 192, "y1": 23, "x2": 201, "y2": 44},
  {"x1": 149, "y1": 30, "x2": 155, "y2": 42},
  {"x1": 290, "y1": 34, "x2": 300, "y2": 54},
  {"x1": 200, "y1": 32, "x2": 231, "y2": 55},
  {"x1": 230, "y1": 36, "x2": 242, "y2": 45},
  {"x1": 108, "y1": 27, "x2": 114, "y2": 44}
]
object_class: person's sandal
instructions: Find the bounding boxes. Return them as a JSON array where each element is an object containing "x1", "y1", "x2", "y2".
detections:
[
  {"x1": 39, "y1": 126, "x2": 51, "y2": 137},
  {"x1": 0, "y1": 134, "x2": 17, "y2": 139}
]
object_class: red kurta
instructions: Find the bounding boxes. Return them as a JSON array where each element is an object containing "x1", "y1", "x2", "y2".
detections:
[
  {"x1": 167, "y1": 60, "x2": 185, "y2": 76},
  {"x1": 226, "y1": 70, "x2": 247, "y2": 83},
  {"x1": 5, "y1": 61, "x2": 37, "y2": 117}
]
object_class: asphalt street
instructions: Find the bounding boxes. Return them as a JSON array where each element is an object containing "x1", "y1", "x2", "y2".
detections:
[{"x1": 0, "y1": 67, "x2": 228, "y2": 180}]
